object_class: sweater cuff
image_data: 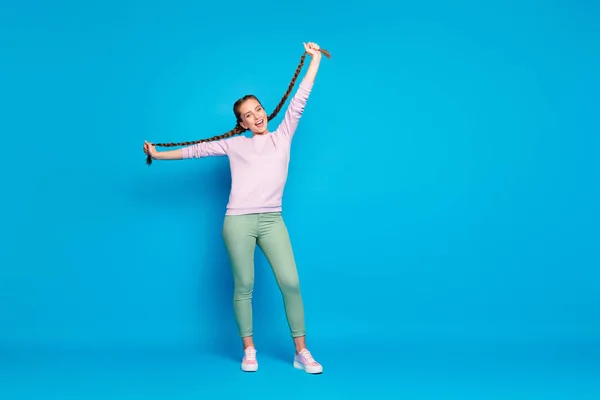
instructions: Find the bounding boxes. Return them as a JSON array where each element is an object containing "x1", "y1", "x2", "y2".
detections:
[{"x1": 299, "y1": 79, "x2": 314, "y2": 92}]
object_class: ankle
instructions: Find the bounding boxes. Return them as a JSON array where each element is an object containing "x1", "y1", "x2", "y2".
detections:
[
  {"x1": 293, "y1": 336, "x2": 307, "y2": 354},
  {"x1": 242, "y1": 337, "x2": 255, "y2": 350}
]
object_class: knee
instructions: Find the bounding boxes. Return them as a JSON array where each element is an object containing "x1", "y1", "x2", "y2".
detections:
[
  {"x1": 234, "y1": 277, "x2": 254, "y2": 296},
  {"x1": 279, "y1": 277, "x2": 300, "y2": 295}
]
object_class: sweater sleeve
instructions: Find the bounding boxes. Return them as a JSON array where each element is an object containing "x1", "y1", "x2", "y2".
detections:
[
  {"x1": 181, "y1": 139, "x2": 230, "y2": 159},
  {"x1": 273, "y1": 79, "x2": 313, "y2": 140}
]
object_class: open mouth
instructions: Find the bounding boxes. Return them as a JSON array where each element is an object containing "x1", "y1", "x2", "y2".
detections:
[{"x1": 256, "y1": 119, "x2": 264, "y2": 128}]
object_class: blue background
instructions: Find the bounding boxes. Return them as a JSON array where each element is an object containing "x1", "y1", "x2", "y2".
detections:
[{"x1": 1, "y1": 0, "x2": 599, "y2": 398}]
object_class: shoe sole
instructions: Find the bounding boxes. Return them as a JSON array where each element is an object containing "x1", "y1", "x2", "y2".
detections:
[
  {"x1": 293, "y1": 361, "x2": 323, "y2": 374},
  {"x1": 241, "y1": 363, "x2": 258, "y2": 372}
]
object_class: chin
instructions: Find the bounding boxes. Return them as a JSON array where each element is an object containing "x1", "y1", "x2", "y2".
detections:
[
  {"x1": 254, "y1": 125, "x2": 268, "y2": 134},
  {"x1": 253, "y1": 117, "x2": 268, "y2": 133}
]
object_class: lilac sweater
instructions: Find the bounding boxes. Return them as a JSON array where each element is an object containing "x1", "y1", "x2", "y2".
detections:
[{"x1": 182, "y1": 80, "x2": 313, "y2": 215}]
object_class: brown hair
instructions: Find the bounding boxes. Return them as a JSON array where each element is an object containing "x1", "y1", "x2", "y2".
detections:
[{"x1": 145, "y1": 48, "x2": 331, "y2": 165}]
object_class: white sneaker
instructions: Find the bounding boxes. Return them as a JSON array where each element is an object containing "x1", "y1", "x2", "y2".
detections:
[
  {"x1": 241, "y1": 346, "x2": 258, "y2": 372},
  {"x1": 293, "y1": 348, "x2": 323, "y2": 374}
]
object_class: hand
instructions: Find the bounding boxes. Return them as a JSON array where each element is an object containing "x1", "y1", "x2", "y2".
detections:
[
  {"x1": 303, "y1": 42, "x2": 321, "y2": 58},
  {"x1": 143, "y1": 140, "x2": 158, "y2": 159}
]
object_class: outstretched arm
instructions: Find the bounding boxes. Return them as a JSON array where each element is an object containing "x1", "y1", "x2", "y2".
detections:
[
  {"x1": 144, "y1": 139, "x2": 229, "y2": 161},
  {"x1": 144, "y1": 141, "x2": 184, "y2": 161}
]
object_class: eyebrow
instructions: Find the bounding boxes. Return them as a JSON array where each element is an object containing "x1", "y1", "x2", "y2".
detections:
[{"x1": 245, "y1": 105, "x2": 261, "y2": 115}]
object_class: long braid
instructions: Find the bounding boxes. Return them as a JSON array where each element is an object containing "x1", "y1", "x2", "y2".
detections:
[
  {"x1": 146, "y1": 48, "x2": 331, "y2": 166},
  {"x1": 146, "y1": 125, "x2": 245, "y2": 165},
  {"x1": 268, "y1": 48, "x2": 331, "y2": 121}
]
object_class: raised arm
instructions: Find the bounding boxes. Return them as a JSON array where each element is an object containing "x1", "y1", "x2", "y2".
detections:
[
  {"x1": 301, "y1": 42, "x2": 322, "y2": 85},
  {"x1": 274, "y1": 42, "x2": 323, "y2": 140}
]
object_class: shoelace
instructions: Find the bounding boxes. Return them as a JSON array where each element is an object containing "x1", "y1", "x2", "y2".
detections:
[
  {"x1": 245, "y1": 348, "x2": 256, "y2": 361},
  {"x1": 300, "y1": 349, "x2": 317, "y2": 365}
]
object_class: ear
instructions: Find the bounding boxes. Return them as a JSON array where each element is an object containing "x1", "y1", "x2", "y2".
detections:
[{"x1": 239, "y1": 120, "x2": 248, "y2": 130}]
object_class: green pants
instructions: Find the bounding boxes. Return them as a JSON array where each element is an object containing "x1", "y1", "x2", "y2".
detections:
[{"x1": 222, "y1": 212, "x2": 306, "y2": 338}]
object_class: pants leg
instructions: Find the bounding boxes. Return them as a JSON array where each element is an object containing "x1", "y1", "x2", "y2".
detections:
[
  {"x1": 222, "y1": 214, "x2": 258, "y2": 338},
  {"x1": 256, "y1": 212, "x2": 306, "y2": 338}
]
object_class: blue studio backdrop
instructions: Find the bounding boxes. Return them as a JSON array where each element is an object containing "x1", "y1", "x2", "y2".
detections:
[{"x1": 1, "y1": 0, "x2": 599, "y2": 365}]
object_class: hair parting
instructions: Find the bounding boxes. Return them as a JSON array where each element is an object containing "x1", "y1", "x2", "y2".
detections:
[{"x1": 145, "y1": 48, "x2": 331, "y2": 165}]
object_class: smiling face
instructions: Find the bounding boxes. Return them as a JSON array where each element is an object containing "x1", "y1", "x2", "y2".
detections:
[{"x1": 235, "y1": 96, "x2": 268, "y2": 135}]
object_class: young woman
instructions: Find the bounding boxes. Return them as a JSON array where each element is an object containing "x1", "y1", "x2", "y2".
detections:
[{"x1": 143, "y1": 42, "x2": 328, "y2": 374}]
